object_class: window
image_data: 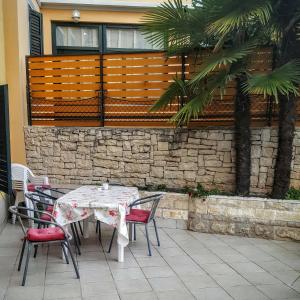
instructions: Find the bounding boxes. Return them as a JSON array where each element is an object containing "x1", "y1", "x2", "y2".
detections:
[
  {"x1": 106, "y1": 27, "x2": 159, "y2": 50},
  {"x1": 52, "y1": 23, "x2": 161, "y2": 54},
  {"x1": 56, "y1": 26, "x2": 99, "y2": 48}
]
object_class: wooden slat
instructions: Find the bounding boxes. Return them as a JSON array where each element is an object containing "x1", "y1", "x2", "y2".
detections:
[
  {"x1": 31, "y1": 120, "x2": 102, "y2": 126},
  {"x1": 103, "y1": 74, "x2": 176, "y2": 82},
  {"x1": 29, "y1": 60, "x2": 100, "y2": 70},
  {"x1": 30, "y1": 76, "x2": 101, "y2": 84},
  {"x1": 31, "y1": 106, "x2": 100, "y2": 113},
  {"x1": 30, "y1": 68, "x2": 100, "y2": 76},
  {"x1": 28, "y1": 54, "x2": 100, "y2": 62},
  {"x1": 30, "y1": 83, "x2": 100, "y2": 91},
  {"x1": 103, "y1": 57, "x2": 181, "y2": 67},
  {"x1": 106, "y1": 90, "x2": 164, "y2": 97},
  {"x1": 31, "y1": 91, "x2": 98, "y2": 98},
  {"x1": 105, "y1": 82, "x2": 170, "y2": 89},
  {"x1": 103, "y1": 65, "x2": 181, "y2": 75}
]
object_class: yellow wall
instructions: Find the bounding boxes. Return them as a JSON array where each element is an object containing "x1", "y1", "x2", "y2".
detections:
[
  {"x1": 2, "y1": 0, "x2": 40, "y2": 164},
  {"x1": 0, "y1": 0, "x2": 6, "y2": 85},
  {"x1": 42, "y1": 8, "x2": 150, "y2": 54}
]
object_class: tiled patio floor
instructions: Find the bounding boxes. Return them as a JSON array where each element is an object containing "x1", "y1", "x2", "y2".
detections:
[{"x1": 0, "y1": 222, "x2": 300, "y2": 300}]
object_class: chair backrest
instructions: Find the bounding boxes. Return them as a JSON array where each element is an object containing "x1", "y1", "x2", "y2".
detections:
[
  {"x1": 11, "y1": 163, "x2": 34, "y2": 191},
  {"x1": 8, "y1": 205, "x2": 62, "y2": 236},
  {"x1": 130, "y1": 194, "x2": 163, "y2": 222}
]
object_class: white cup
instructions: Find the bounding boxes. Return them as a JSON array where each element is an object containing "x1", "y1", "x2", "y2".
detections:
[{"x1": 103, "y1": 182, "x2": 109, "y2": 190}]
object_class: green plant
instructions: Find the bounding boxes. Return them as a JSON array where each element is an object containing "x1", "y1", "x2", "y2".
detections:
[{"x1": 285, "y1": 187, "x2": 300, "y2": 200}]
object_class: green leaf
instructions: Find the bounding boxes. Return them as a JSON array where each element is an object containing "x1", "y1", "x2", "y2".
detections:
[
  {"x1": 244, "y1": 60, "x2": 300, "y2": 102},
  {"x1": 189, "y1": 40, "x2": 256, "y2": 86},
  {"x1": 150, "y1": 77, "x2": 186, "y2": 112},
  {"x1": 207, "y1": 0, "x2": 272, "y2": 36}
]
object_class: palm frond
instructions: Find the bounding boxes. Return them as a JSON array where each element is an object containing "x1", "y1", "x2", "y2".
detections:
[
  {"x1": 170, "y1": 91, "x2": 213, "y2": 125},
  {"x1": 150, "y1": 77, "x2": 187, "y2": 112},
  {"x1": 189, "y1": 40, "x2": 256, "y2": 86},
  {"x1": 244, "y1": 60, "x2": 300, "y2": 102},
  {"x1": 206, "y1": 0, "x2": 272, "y2": 36}
]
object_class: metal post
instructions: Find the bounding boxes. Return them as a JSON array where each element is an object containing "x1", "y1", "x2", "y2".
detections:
[
  {"x1": 26, "y1": 57, "x2": 32, "y2": 126},
  {"x1": 180, "y1": 53, "x2": 186, "y2": 109},
  {"x1": 100, "y1": 54, "x2": 105, "y2": 127}
]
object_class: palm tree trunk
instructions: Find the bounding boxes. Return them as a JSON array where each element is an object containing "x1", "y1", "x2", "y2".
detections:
[
  {"x1": 272, "y1": 95, "x2": 296, "y2": 198},
  {"x1": 271, "y1": 0, "x2": 300, "y2": 199},
  {"x1": 234, "y1": 74, "x2": 251, "y2": 196}
]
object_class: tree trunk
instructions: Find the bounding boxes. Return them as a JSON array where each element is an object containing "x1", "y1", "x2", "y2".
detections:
[
  {"x1": 272, "y1": 95, "x2": 296, "y2": 198},
  {"x1": 271, "y1": 0, "x2": 300, "y2": 199},
  {"x1": 235, "y1": 75, "x2": 251, "y2": 196}
]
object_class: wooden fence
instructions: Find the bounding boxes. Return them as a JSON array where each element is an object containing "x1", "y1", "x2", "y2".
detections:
[{"x1": 27, "y1": 50, "x2": 280, "y2": 127}]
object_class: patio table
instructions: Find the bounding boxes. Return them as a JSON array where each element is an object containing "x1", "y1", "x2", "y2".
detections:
[{"x1": 53, "y1": 185, "x2": 139, "y2": 262}]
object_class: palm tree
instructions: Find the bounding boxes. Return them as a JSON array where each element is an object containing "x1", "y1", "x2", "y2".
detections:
[{"x1": 142, "y1": 0, "x2": 300, "y2": 197}]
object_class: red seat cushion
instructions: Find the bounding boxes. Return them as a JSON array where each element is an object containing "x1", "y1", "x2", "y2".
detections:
[
  {"x1": 27, "y1": 184, "x2": 51, "y2": 192},
  {"x1": 130, "y1": 208, "x2": 149, "y2": 215},
  {"x1": 46, "y1": 206, "x2": 53, "y2": 212},
  {"x1": 27, "y1": 227, "x2": 65, "y2": 242},
  {"x1": 126, "y1": 209, "x2": 150, "y2": 223},
  {"x1": 40, "y1": 213, "x2": 52, "y2": 221}
]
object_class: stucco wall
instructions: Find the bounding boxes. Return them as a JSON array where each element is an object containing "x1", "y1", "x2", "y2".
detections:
[{"x1": 24, "y1": 126, "x2": 300, "y2": 196}]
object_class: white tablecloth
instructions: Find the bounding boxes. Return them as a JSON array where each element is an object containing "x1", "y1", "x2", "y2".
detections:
[{"x1": 53, "y1": 185, "x2": 139, "y2": 247}]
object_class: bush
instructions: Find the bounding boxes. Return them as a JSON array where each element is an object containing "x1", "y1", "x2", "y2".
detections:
[{"x1": 286, "y1": 187, "x2": 300, "y2": 200}]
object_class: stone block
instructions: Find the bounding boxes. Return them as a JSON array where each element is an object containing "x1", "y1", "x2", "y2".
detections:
[{"x1": 157, "y1": 142, "x2": 169, "y2": 151}]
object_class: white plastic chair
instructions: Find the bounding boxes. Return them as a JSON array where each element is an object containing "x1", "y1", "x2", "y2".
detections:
[{"x1": 11, "y1": 163, "x2": 49, "y2": 224}]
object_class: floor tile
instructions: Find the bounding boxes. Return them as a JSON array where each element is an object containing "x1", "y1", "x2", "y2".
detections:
[
  {"x1": 180, "y1": 274, "x2": 218, "y2": 291},
  {"x1": 229, "y1": 262, "x2": 265, "y2": 274},
  {"x1": 5, "y1": 286, "x2": 44, "y2": 300},
  {"x1": 211, "y1": 273, "x2": 251, "y2": 287},
  {"x1": 120, "y1": 291, "x2": 158, "y2": 300},
  {"x1": 241, "y1": 272, "x2": 282, "y2": 285},
  {"x1": 44, "y1": 283, "x2": 81, "y2": 299},
  {"x1": 157, "y1": 290, "x2": 195, "y2": 300},
  {"x1": 148, "y1": 277, "x2": 187, "y2": 292},
  {"x1": 142, "y1": 266, "x2": 176, "y2": 278},
  {"x1": 225, "y1": 285, "x2": 269, "y2": 300},
  {"x1": 256, "y1": 284, "x2": 300, "y2": 299},
  {"x1": 115, "y1": 278, "x2": 152, "y2": 294},
  {"x1": 111, "y1": 267, "x2": 145, "y2": 280},
  {"x1": 201, "y1": 263, "x2": 236, "y2": 275},
  {"x1": 81, "y1": 281, "x2": 117, "y2": 297},
  {"x1": 192, "y1": 287, "x2": 233, "y2": 300}
]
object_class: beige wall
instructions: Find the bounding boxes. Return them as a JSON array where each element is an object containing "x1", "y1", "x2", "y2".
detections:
[
  {"x1": 2, "y1": 0, "x2": 40, "y2": 164},
  {"x1": 42, "y1": 8, "x2": 150, "y2": 54},
  {"x1": 0, "y1": 0, "x2": 6, "y2": 85}
]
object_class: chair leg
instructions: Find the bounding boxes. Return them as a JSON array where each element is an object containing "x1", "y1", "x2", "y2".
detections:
[
  {"x1": 70, "y1": 224, "x2": 81, "y2": 255},
  {"x1": 61, "y1": 242, "x2": 69, "y2": 264},
  {"x1": 96, "y1": 221, "x2": 99, "y2": 233},
  {"x1": 108, "y1": 228, "x2": 116, "y2": 253},
  {"x1": 98, "y1": 221, "x2": 102, "y2": 244},
  {"x1": 153, "y1": 219, "x2": 160, "y2": 247},
  {"x1": 78, "y1": 221, "x2": 84, "y2": 236},
  {"x1": 145, "y1": 224, "x2": 152, "y2": 256},
  {"x1": 33, "y1": 245, "x2": 38, "y2": 258},
  {"x1": 74, "y1": 223, "x2": 81, "y2": 246},
  {"x1": 134, "y1": 224, "x2": 136, "y2": 241},
  {"x1": 18, "y1": 238, "x2": 26, "y2": 271},
  {"x1": 64, "y1": 240, "x2": 80, "y2": 279},
  {"x1": 22, "y1": 242, "x2": 31, "y2": 286}
]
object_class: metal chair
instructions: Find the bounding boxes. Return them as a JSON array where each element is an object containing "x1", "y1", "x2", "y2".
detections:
[
  {"x1": 108, "y1": 194, "x2": 163, "y2": 256},
  {"x1": 25, "y1": 192, "x2": 82, "y2": 256},
  {"x1": 9, "y1": 205, "x2": 80, "y2": 286}
]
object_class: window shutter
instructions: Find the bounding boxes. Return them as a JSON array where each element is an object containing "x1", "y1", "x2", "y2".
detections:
[{"x1": 29, "y1": 7, "x2": 43, "y2": 56}]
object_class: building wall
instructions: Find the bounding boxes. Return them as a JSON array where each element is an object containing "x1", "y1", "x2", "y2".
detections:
[
  {"x1": 41, "y1": 8, "x2": 150, "y2": 54},
  {"x1": 24, "y1": 126, "x2": 300, "y2": 196},
  {"x1": 2, "y1": 0, "x2": 40, "y2": 164}
]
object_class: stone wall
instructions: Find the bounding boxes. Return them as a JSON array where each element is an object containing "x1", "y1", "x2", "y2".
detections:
[
  {"x1": 189, "y1": 195, "x2": 300, "y2": 241},
  {"x1": 24, "y1": 126, "x2": 300, "y2": 196}
]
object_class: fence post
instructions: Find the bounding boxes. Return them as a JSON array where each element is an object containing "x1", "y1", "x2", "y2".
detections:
[
  {"x1": 100, "y1": 54, "x2": 105, "y2": 127},
  {"x1": 180, "y1": 53, "x2": 186, "y2": 108},
  {"x1": 26, "y1": 56, "x2": 32, "y2": 126}
]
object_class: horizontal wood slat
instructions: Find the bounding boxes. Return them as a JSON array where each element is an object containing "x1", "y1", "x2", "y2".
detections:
[{"x1": 27, "y1": 50, "x2": 283, "y2": 127}]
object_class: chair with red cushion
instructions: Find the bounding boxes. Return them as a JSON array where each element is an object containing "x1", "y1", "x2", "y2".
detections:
[
  {"x1": 108, "y1": 194, "x2": 163, "y2": 256},
  {"x1": 25, "y1": 192, "x2": 82, "y2": 256},
  {"x1": 9, "y1": 205, "x2": 79, "y2": 286}
]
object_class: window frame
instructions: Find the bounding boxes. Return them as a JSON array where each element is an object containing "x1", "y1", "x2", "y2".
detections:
[{"x1": 51, "y1": 22, "x2": 161, "y2": 54}]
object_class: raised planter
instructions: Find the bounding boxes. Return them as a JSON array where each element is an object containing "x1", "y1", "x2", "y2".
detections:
[
  {"x1": 189, "y1": 195, "x2": 300, "y2": 241},
  {"x1": 141, "y1": 191, "x2": 300, "y2": 241}
]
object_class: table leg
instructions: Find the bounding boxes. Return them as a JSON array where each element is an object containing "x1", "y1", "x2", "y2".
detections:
[
  {"x1": 129, "y1": 223, "x2": 133, "y2": 242},
  {"x1": 118, "y1": 244, "x2": 124, "y2": 262},
  {"x1": 83, "y1": 219, "x2": 89, "y2": 239}
]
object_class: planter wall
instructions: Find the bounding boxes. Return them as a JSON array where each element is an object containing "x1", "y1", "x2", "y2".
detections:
[
  {"x1": 189, "y1": 195, "x2": 300, "y2": 241},
  {"x1": 25, "y1": 126, "x2": 300, "y2": 196}
]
